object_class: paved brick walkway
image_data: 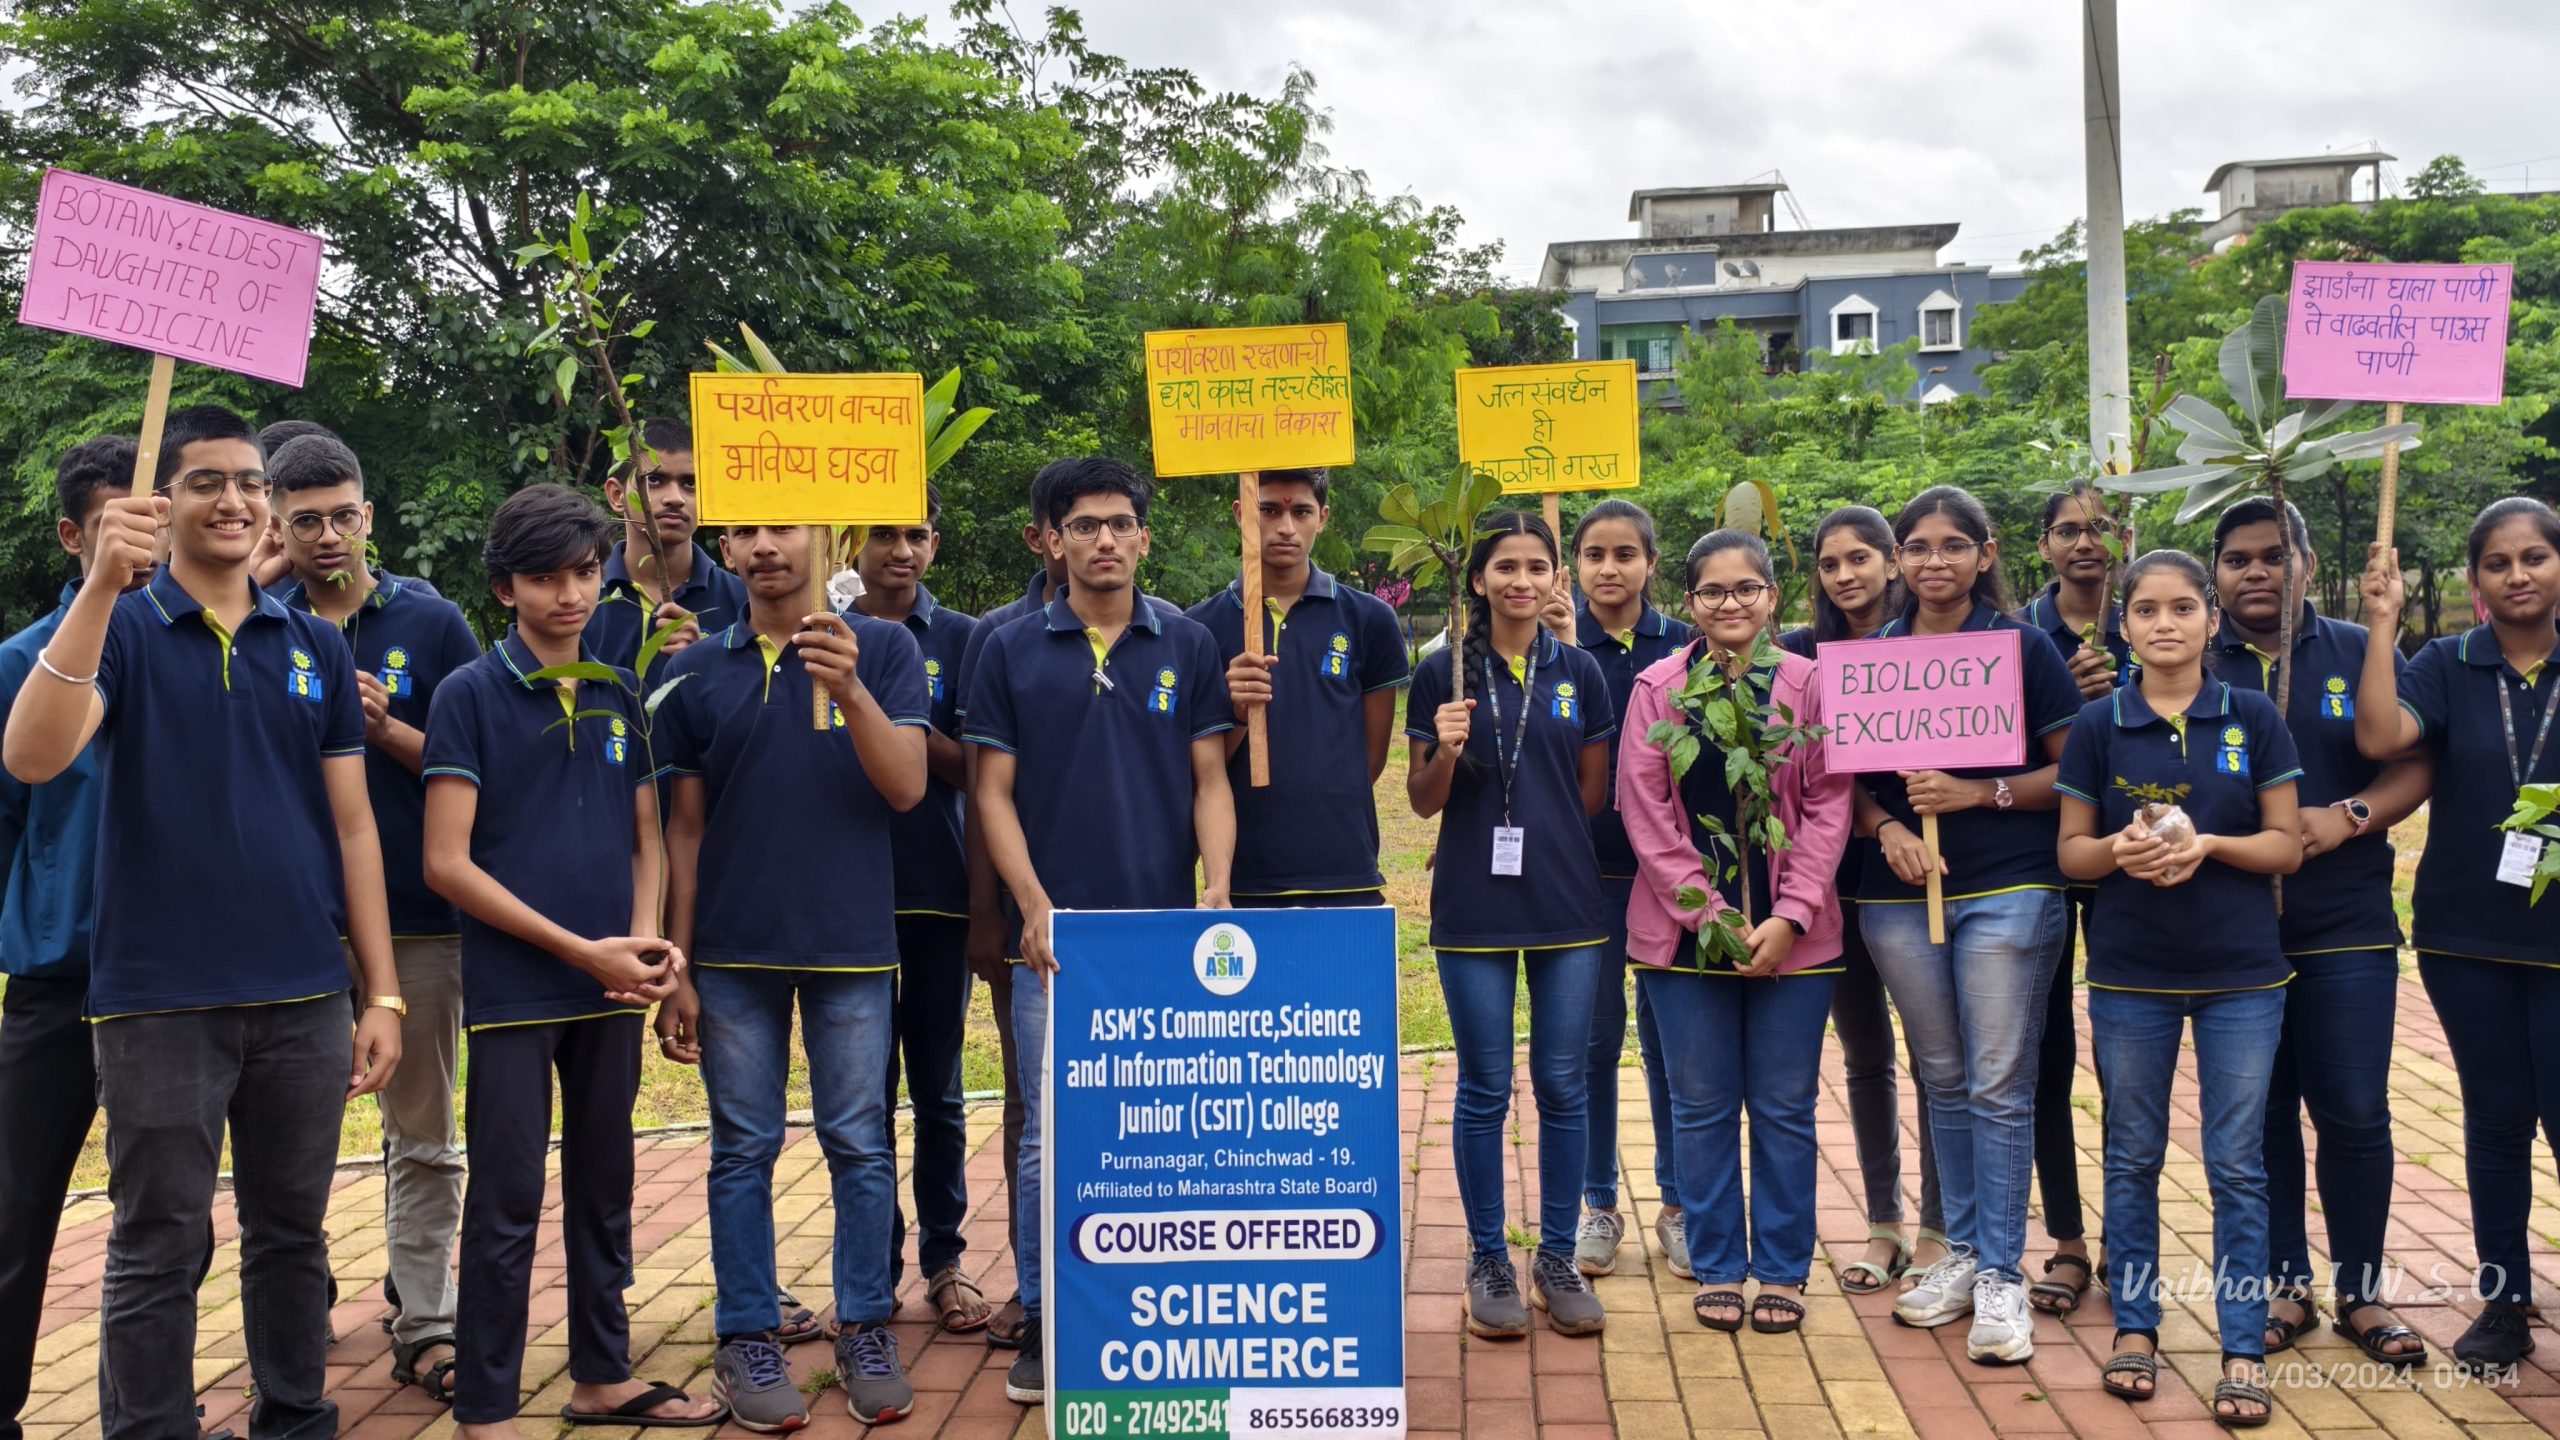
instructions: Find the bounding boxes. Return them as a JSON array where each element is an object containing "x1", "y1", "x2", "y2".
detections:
[{"x1": 18, "y1": 975, "x2": 2558, "y2": 1438}]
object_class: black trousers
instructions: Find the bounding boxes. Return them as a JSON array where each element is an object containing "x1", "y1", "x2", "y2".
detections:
[
  {"x1": 453, "y1": 1015, "x2": 641, "y2": 1426},
  {"x1": 0, "y1": 977, "x2": 96, "y2": 1440},
  {"x1": 887, "y1": 916, "x2": 974, "y2": 1282},
  {"x1": 2032, "y1": 894, "x2": 2095, "y2": 1243}
]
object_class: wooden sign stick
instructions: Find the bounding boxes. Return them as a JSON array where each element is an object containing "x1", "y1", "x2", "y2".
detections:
[
  {"x1": 1922, "y1": 813, "x2": 1946, "y2": 944},
  {"x1": 130, "y1": 354, "x2": 174, "y2": 502},
  {"x1": 1239, "y1": 471, "x2": 1271, "y2": 787},
  {"x1": 810, "y1": 524, "x2": 834, "y2": 730},
  {"x1": 2375, "y1": 401, "x2": 2406, "y2": 551},
  {"x1": 1543, "y1": 493, "x2": 1572, "y2": 601}
]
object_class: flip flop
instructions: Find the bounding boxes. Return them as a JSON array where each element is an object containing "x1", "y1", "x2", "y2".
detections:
[
  {"x1": 1692, "y1": 1290, "x2": 1746, "y2": 1333},
  {"x1": 560, "y1": 1381, "x2": 728, "y2": 1429},
  {"x1": 774, "y1": 1290, "x2": 825, "y2": 1346},
  {"x1": 929, "y1": 1265, "x2": 994, "y2": 1333}
]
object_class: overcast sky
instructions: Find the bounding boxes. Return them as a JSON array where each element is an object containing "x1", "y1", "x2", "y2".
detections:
[{"x1": 937, "y1": 0, "x2": 2560, "y2": 282}]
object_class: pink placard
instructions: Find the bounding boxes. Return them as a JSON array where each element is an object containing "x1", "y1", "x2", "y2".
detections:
[
  {"x1": 1818, "y1": 630, "x2": 2025, "y2": 775},
  {"x1": 2283, "y1": 260, "x2": 2511, "y2": 406},
  {"x1": 17, "y1": 168, "x2": 322, "y2": 388}
]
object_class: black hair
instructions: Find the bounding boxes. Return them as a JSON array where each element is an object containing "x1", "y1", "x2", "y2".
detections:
[
  {"x1": 924, "y1": 481, "x2": 943, "y2": 530},
  {"x1": 2467, "y1": 497, "x2": 2560, "y2": 572},
  {"x1": 2120, "y1": 548, "x2": 2214, "y2": 607},
  {"x1": 1572, "y1": 497, "x2": 1660, "y2": 561},
  {"x1": 620, "y1": 417, "x2": 693, "y2": 479},
  {"x1": 1809, "y1": 504, "x2": 1902, "y2": 643},
  {"x1": 483, "y1": 483, "x2": 616, "y2": 586},
  {"x1": 268, "y1": 434, "x2": 364, "y2": 494},
  {"x1": 154, "y1": 404, "x2": 260, "y2": 488},
  {"x1": 2040, "y1": 479, "x2": 2113, "y2": 532},
  {"x1": 2211, "y1": 496, "x2": 2310, "y2": 558},
  {"x1": 1683, "y1": 529, "x2": 1774, "y2": 590},
  {"x1": 1460, "y1": 510, "x2": 1559, "y2": 699},
  {"x1": 54, "y1": 435, "x2": 138, "y2": 523},
  {"x1": 256, "y1": 418, "x2": 339, "y2": 455},
  {"x1": 1041, "y1": 455, "x2": 1151, "y2": 529},
  {"x1": 1892, "y1": 485, "x2": 2010, "y2": 618},
  {"x1": 1259, "y1": 468, "x2": 1330, "y2": 505}
]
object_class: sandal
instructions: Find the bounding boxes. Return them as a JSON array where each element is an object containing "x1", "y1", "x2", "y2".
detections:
[
  {"x1": 1693, "y1": 1289, "x2": 1746, "y2": 1333},
  {"x1": 1839, "y1": 1227, "x2": 1910, "y2": 1295},
  {"x1": 391, "y1": 1334, "x2": 459, "y2": 1406},
  {"x1": 928, "y1": 1265, "x2": 994, "y2": 1333},
  {"x1": 774, "y1": 1290, "x2": 824, "y2": 1346},
  {"x1": 2101, "y1": 1336, "x2": 2158, "y2": 1402},
  {"x1": 2029, "y1": 1254, "x2": 2094, "y2": 1315},
  {"x1": 2213, "y1": 1365, "x2": 2273, "y2": 1429},
  {"x1": 2334, "y1": 1298, "x2": 2428, "y2": 1366},
  {"x1": 2263, "y1": 1284, "x2": 2315, "y2": 1354},
  {"x1": 1750, "y1": 1292, "x2": 1807, "y2": 1334},
  {"x1": 985, "y1": 1293, "x2": 1031, "y2": 1350},
  {"x1": 560, "y1": 1381, "x2": 728, "y2": 1429},
  {"x1": 1902, "y1": 1228, "x2": 1951, "y2": 1290}
]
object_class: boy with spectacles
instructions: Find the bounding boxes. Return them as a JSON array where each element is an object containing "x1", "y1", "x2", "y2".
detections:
[
  {"x1": 588, "y1": 418, "x2": 744, "y2": 678},
  {"x1": 1, "y1": 405, "x2": 405, "y2": 1440},
  {"x1": 269, "y1": 432, "x2": 483, "y2": 1403}
]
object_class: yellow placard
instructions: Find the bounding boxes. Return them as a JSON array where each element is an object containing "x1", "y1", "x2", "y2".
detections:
[
  {"x1": 689, "y1": 372, "x2": 928, "y2": 525},
  {"x1": 1455, "y1": 360, "x2": 1641, "y2": 493},
  {"x1": 1142, "y1": 324, "x2": 1356, "y2": 478}
]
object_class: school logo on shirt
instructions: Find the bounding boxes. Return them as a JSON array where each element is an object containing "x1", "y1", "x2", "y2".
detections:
[
  {"x1": 1552, "y1": 679, "x2": 1577, "y2": 722},
  {"x1": 923, "y1": 656, "x2": 944, "y2": 703},
  {"x1": 1149, "y1": 665, "x2": 1178, "y2": 716},
  {"x1": 381, "y1": 645, "x2": 412, "y2": 696},
  {"x1": 2321, "y1": 674, "x2": 2354, "y2": 720},
  {"x1": 607, "y1": 716, "x2": 630, "y2": 767},
  {"x1": 2215, "y1": 723, "x2": 2249, "y2": 776},
  {"x1": 1323, "y1": 632, "x2": 1352, "y2": 680},
  {"x1": 286, "y1": 647, "x2": 323, "y2": 702},
  {"x1": 1193, "y1": 922, "x2": 1258, "y2": 997}
]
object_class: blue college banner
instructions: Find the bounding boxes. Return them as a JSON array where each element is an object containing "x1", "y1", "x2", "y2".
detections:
[{"x1": 1048, "y1": 907, "x2": 1405, "y2": 1440}]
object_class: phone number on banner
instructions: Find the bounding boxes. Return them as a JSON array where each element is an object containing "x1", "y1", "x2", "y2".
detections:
[{"x1": 1057, "y1": 1389, "x2": 1407, "y2": 1439}]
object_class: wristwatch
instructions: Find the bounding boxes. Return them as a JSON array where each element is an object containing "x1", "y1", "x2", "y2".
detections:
[
  {"x1": 366, "y1": 995, "x2": 408, "y2": 1018},
  {"x1": 2331, "y1": 797, "x2": 2373, "y2": 837},
  {"x1": 1992, "y1": 777, "x2": 2015, "y2": 811}
]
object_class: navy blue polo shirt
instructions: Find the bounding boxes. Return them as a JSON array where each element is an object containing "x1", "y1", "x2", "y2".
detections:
[
  {"x1": 88, "y1": 571, "x2": 366, "y2": 1018},
  {"x1": 0, "y1": 586, "x2": 100, "y2": 982},
  {"x1": 956, "y1": 569, "x2": 1184, "y2": 725},
  {"x1": 2213, "y1": 605, "x2": 2403, "y2": 956},
  {"x1": 963, "y1": 595, "x2": 1234, "y2": 919},
  {"x1": 2017, "y1": 583, "x2": 2135, "y2": 686},
  {"x1": 656, "y1": 615, "x2": 930, "y2": 968},
  {"x1": 278, "y1": 572, "x2": 482, "y2": 938},
  {"x1": 878, "y1": 585, "x2": 977, "y2": 918},
  {"x1": 2055, "y1": 678, "x2": 2302, "y2": 991},
  {"x1": 2399, "y1": 624, "x2": 2560, "y2": 968},
  {"x1": 421, "y1": 630, "x2": 651, "y2": 1029},
  {"x1": 584, "y1": 540, "x2": 748, "y2": 680},
  {"x1": 1577, "y1": 600, "x2": 1694, "y2": 881},
  {"x1": 1856, "y1": 603, "x2": 2083, "y2": 903},
  {"x1": 1187, "y1": 569, "x2": 1411, "y2": 897},
  {"x1": 1404, "y1": 633, "x2": 1617, "y2": 951}
]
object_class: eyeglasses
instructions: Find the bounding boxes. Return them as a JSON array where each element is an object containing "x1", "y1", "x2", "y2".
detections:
[
  {"x1": 167, "y1": 470, "x2": 271, "y2": 501},
  {"x1": 286, "y1": 506, "x2": 365, "y2": 543},
  {"x1": 1898, "y1": 539, "x2": 1980, "y2": 564},
  {"x1": 1688, "y1": 581, "x2": 1772, "y2": 609},
  {"x1": 639, "y1": 470, "x2": 697, "y2": 493},
  {"x1": 2044, "y1": 520, "x2": 2116, "y2": 545},
  {"x1": 1062, "y1": 515, "x2": 1143, "y2": 541}
]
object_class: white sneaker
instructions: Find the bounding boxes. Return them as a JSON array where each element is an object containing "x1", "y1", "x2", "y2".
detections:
[
  {"x1": 1966, "y1": 1273, "x2": 2036, "y2": 1363},
  {"x1": 1893, "y1": 1246, "x2": 1979, "y2": 1328}
]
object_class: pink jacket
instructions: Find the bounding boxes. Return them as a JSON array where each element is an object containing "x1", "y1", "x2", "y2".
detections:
[{"x1": 1617, "y1": 646, "x2": 1853, "y2": 973}]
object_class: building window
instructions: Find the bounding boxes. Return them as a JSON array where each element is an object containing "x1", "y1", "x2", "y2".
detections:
[
  {"x1": 1916, "y1": 289, "x2": 1962, "y2": 351},
  {"x1": 1836, "y1": 312, "x2": 1872, "y2": 346},
  {"x1": 1647, "y1": 337, "x2": 1674, "y2": 371}
]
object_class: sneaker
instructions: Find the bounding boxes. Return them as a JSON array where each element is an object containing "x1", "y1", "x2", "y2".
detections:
[
  {"x1": 1004, "y1": 1316, "x2": 1044, "y2": 1403},
  {"x1": 1893, "y1": 1246, "x2": 1980, "y2": 1329},
  {"x1": 1574, "y1": 1211, "x2": 1624, "y2": 1277},
  {"x1": 2453, "y1": 1302, "x2": 2536, "y2": 1373},
  {"x1": 1530, "y1": 1251, "x2": 1607, "y2": 1335},
  {"x1": 1966, "y1": 1273, "x2": 2035, "y2": 1364},
  {"x1": 1464, "y1": 1253, "x2": 1530, "y2": 1338},
  {"x1": 836, "y1": 1324, "x2": 913, "y2": 1425},
  {"x1": 712, "y1": 1335, "x2": 808, "y2": 1433},
  {"x1": 1655, "y1": 1209, "x2": 1692, "y2": 1280}
]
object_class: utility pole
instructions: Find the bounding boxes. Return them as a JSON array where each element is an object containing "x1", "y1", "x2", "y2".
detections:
[{"x1": 2083, "y1": 0, "x2": 2133, "y2": 470}]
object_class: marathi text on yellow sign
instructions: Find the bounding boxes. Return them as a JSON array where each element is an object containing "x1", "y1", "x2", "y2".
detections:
[
  {"x1": 1455, "y1": 360, "x2": 1641, "y2": 494},
  {"x1": 688, "y1": 372, "x2": 929, "y2": 525},
  {"x1": 1142, "y1": 324, "x2": 1356, "y2": 478}
]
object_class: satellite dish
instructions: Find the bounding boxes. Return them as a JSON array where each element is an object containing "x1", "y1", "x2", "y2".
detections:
[{"x1": 1722, "y1": 262, "x2": 1743, "y2": 277}]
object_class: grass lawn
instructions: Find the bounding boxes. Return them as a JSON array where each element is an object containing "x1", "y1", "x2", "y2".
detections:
[{"x1": 37, "y1": 742, "x2": 2422, "y2": 1191}]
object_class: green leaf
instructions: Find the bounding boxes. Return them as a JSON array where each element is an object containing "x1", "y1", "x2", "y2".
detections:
[
  {"x1": 629, "y1": 318, "x2": 657, "y2": 341},
  {"x1": 527, "y1": 661, "x2": 624, "y2": 686},
  {"x1": 1675, "y1": 885, "x2": 1710, "y2": 912},
  {"x1": 644, "y1": 672, "x2": 693, "y2": 718},
  {"x1": 2268, "y1": 409, "x2": 2308, "y2": 452},
  {"x1": 741, "y1": 323, "x2": 788, "y2": 374},
  {"x1": 634, "y1": 615, "x2": 691, "y2": 684},
  {"x1": 705, "y1": 340, "x2": 750, "y2": 373},
  {"x1": 553, "y1": 355, "x2": 577, "y2": 407},
  {"x1": 923, "y1": 367, "x2": 963, "y2": 436},
  {"x1": 1362, "y1": 524, "x2": 1430, "y2": 549},
  {"x1": 2099, "y1": 461, "x2": 2233, "y2": 495},
  {"x1": 2162, "y1": 394, "x2": 2246, "y2": 449},
  {"x1": 2173, "y1": 468, "x2": 2267, "y2": 525},
  {"x1": 1379, "y1": 485, "x2": 1423, "y2": 528},
  {"x1": 925, "y1": 407, "x2": 994, "y2": 476},
  {"x1": 2320, "y1": 422, "x2": 2423, "y2": 462},
  {"x1": 513, "y1": 242, "x2": 555, "y2": 266}
]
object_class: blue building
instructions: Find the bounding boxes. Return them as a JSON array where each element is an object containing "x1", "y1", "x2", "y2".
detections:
[{"x1": 1537, "y1": 181, "x2": 2026, "y2": 405}]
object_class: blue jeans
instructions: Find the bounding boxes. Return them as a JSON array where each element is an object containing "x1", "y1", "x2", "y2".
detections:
[
  {"x1": 697, "y1": 966, "x2": 898, "y2": 1338},
  {"x1": 1011, "y1": 969, "x2": 1051, "y2": 1314},
  {"x1": 1437, "y1": 945, "x2": 1601, "y2": 1259},
  {"x1": 2265, "y1": 949, "x2": 2397, "y2": 1307},
  {"x1": 2090, "y1": 985, "x2": 2284, "y2": 1355},
  {"x1": 1639, "y1": 970, "x2": 1836, "y2": 1286},
  {"x1": 1861, "y1": 889, "x2": 2065, "y2": 1282},
  {"x1": 2417, "y1": 953, "x2": 2560, "y2": 1306},
  {"x1": 1585, "y1": 879, "x2": 1676, "y2": 1211}
]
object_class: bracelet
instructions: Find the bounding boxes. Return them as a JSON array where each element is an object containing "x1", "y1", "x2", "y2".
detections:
[{"x1": 34, "y1": 650, "x2": 97, "y2": 687}]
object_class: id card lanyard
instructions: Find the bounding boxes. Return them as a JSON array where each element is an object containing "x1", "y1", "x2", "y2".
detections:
[
  {"x1": 1480, "y1": 645, "x2": 1539, "y2": 877},
  {"x1": 2494, "y1": 662, "x2": 2560, "y2": 887}
]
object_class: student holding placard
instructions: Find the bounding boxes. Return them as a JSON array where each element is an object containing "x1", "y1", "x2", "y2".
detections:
[
  {"x1": 2353, "y1": 497, "x2": 2560, "y2": 1373},
  {"x1": 2055, "y1": 549, "x2": 2302, "y2": 1426},
  {"x1": 588, "y1": 418, "x2": 740, "y2": 674},
  {"x1": 1536, "y1": 498, "x2": 1693, "y2": 1280},
  {"x1": 1620, "y1": 529, "x2": 1850, "y2": 1336},
  {"x1": 1779, "y1": 506, "x2": 1943, "y2": 1295},
  {"x1": 1406, "y1": 511, "x2": 1616, "y2": 1339},
  {"x1": 1853, "y1": 486, "x2": 2079, "y2": 1362}
]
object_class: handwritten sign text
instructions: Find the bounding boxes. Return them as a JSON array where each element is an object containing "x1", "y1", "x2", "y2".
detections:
[
  {"x1": 2284, "y1": 261, "x2": 2513, "y2": 406},
  {"x1": 1143, "y1": 324, "x2": 1355, "y2": 477},
  {"x1": 1455, "y1": 360, "x2": 1640, "y2": 494},
  {"x1": 689, "y1": 372, "x2": 928, "y2": 525},
  {"x1": 1817, "y1": 631, "x2": 2026, "y2": 775}
]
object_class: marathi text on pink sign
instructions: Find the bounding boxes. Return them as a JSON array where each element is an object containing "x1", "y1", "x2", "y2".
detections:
[
  {"x1": 17, "y1": 168, "x2": 323, "y2": 388},
  {"x1": 2283, "y1": 260, "x2": 2512, "y2": 407},
  {"x1": 1816, "y1": 630, "x2": 2026, "y2": 776}
]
